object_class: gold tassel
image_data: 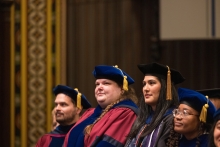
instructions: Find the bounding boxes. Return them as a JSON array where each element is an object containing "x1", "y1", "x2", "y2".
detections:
[
  {"x1": 199, "y1": 96, "x2": 209, "y2": 123},
  {"x1": 166, "y1": 65, "x2": 172, "y2": 100},
  {"x1": 123, "y1": 76, "x2": 128, "y2": 91},
  {"x1": 74, "y1": 88, "x2": 82, "y2": 109},
  {"x1": 114, "y1": 65, "x2": 128, "y2": 91}
]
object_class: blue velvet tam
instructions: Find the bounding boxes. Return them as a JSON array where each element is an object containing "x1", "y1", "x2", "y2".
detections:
[
  {"x1": 92, "y1": 65, "x2": 134, "y2": 90},
  {"x1": 214, "y1": 108, "x2": 220, "y2": 121},
  {"x1": 53, "y1": 85, "x2": 91, "y2": 109},
  {"x1": 137, "y1": 62, "x2": 185, "y2": 85},
  {"x1": 178, "y1": 87, "x2": 216, "y2": 123}
]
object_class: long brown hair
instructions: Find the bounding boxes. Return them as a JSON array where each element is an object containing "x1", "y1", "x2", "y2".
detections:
[{"x1": 128, "y1": 77, "x2": 179, "y2": 139}]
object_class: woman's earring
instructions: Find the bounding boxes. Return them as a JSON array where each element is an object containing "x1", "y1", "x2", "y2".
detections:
[{"x1": 121, "y1": 90, "x2": 124, "y2": 95}]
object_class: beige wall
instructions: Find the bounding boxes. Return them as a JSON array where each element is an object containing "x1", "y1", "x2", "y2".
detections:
[{"x1": 160, "y1": 0, "x2": 220, "y2": 39}]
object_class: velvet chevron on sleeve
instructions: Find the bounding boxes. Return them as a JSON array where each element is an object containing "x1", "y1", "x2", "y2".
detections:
[
  {"x1": 35, "y1": 124, "x2": 74, "y2": 147},
  {"x1": 63, "y1": 99, "x2": 138, "y2": 147}
]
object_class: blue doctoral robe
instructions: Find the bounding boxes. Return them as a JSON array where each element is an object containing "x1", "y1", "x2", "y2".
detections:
[
  {"x1": 179, "y1": 134, "x2": 209, "y2": 147},
  {"x1": 36, "y1": 124, "x2": 74, "y2": 147}
]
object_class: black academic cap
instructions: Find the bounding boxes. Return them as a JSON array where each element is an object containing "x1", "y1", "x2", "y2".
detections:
[
  {"x1": 197, "y1": 88, "x2": 220, "y2": 98},
  {"x1": 53, "y1": 85, "x2": 91, "y2": 109},
  {"x1": 214, "y1": 108, "x2": 220, "y2": 121},
  {"x1": 137, "y1": 62, "x2": 185, "y2": 85}
]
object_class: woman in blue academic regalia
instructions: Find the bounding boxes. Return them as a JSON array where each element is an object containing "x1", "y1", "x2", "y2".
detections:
[
  {"x1": 209, "y1": 108, "x2": 220, "y2": 147},
  {"x1": 166, "y1": 87, "x2": 216, "y2": 147},
  {"x1": 125, "y1": 63, "x2": 185, "y2": 147}
]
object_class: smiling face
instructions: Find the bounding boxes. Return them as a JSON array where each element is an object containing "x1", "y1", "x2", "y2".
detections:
[
  {"x1": 173, "y1": 104, "x2": 200, "y2": 140},
  {"x1": 142, "y1": 75, "x2": 161, "y2": 111},
  {"x1": 54, "y1": 93, "x2": 81, "y2": 126},
  {"x1": 95, "y1": 79, "x2": 123, "y2": 108},
  {"x1": 214, "y1": 120, "x2": 220, "y2": 147}
]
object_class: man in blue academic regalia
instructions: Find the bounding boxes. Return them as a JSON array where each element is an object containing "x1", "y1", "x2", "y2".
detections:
[{"x1": 36, "y1": 85, "x2": 91, "y2": 147}]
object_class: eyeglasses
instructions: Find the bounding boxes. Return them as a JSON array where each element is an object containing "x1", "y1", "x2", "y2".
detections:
[{"x1": 172, "y1": 109, "x2": 199, "y2": 118}]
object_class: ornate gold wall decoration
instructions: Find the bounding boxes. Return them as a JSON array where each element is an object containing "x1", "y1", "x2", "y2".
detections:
[{"x1": 10, "y1": 0, "x2": 62, "y2": 147}]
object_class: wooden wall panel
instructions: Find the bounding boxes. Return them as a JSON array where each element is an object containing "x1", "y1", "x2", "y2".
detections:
[
  {"x1": 0, "y1": 1, "x2": 13, "y2": 147},
  {"x1": 159, "y1": 40, "x2": 220, "y2": 90},
  {"x1": 66, "y1": 0, "x2": 220, "y2": 107},
  {"x1": 66, "y1": 0, "x2": 146, "y2": 106}
]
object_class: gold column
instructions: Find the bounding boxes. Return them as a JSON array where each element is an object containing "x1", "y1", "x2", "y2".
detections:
[
  {"x1": 60, "y1": 0, "x2": 67, "y2": 84},
  {"x1": 21, "y1": 0, "x2": 28, "y2": 146},
  {"x1": 47, "y1": 0, "x2": 53, "y2": 132},
  {"x1": 56, "y1": 0, "x2": 61, "y2": 85}
]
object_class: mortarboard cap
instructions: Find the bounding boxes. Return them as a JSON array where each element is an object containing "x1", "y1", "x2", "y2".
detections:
[
  {"x1": 178, "y1": 87, "x2": 216, "y2": 123},
  {"x1": 137, "y1": 62, "x2": 185, "y2": 85},
  {"x1": 53, "y1": 85, "x2": 91, "y2": 109},
  {"x1": 214, "y1": 108, "x2": 220, "y2": 122},
  {"x1": 93, "y1": 65, "x2": 135, "y2": 91},
  {"x1": 197, "y1": 88, "x2": 220, "y2": 99},
  {"x1": 138, "y1": 62, "x2": 185, "y2": 100}
]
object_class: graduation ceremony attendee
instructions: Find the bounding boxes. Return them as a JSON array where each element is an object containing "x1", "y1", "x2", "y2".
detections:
[
  {"x1": 63, "y1": 65, "x2": 138, "y2": 147},
  {"x1": 36, "y1": 85, "x2": 91, "y2": 147},
  {"x1": 166, "y1": 87, "x2": 216, "y2": 147},
  {"x1": 51, "y1": 107, "x2": 59, "y2": 130},
  {"x1": 125, "y1": 62, "x2": 185, "y2": 147},
  {"x1": 209, "y1": 108, "x2": 220, "y2": 147},
  {"x1": 197, "y1": 88, "x2": 220, "y2": 109}
]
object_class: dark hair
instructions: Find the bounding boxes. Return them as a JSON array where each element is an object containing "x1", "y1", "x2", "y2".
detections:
[
  {"x1": 69, "y1": 98, "x2": 76, "y2": 105},
  {"x1": 166, "y1": 116, "x2": 212, "y2": 147},
  {"x1": 67, "y1": 97, "x2": 85, "y2": 116},
  {"x1": 128, "y1": 77, "x2": 179, "y2": 139},
  {"x1": 209, "y1": 119, "x2": 219, "y2": 147},
  {"x1": 165, "y1": 122, "x2": 180, "y2": 147}
]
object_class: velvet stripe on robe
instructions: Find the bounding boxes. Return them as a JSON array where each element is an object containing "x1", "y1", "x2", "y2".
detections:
[
  {"x1": 36, "y1": 124, "x2": 74, "y2": 147},
  {"x1": 63, "y1": 99, "x2": 138, "y2": 147}
]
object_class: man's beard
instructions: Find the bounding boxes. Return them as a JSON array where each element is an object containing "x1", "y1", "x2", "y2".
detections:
[{"x1": 56, "y1": 114, "x2": 75, "y2": 125}]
